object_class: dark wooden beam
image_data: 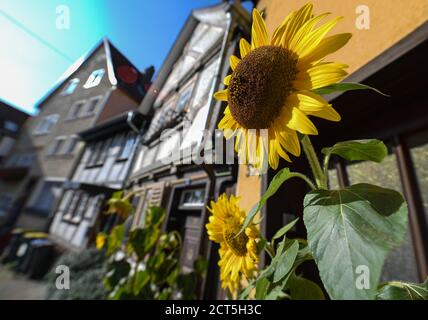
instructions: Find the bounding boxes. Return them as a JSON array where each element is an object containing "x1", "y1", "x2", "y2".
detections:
[{"x1": 394, "y1": 136, "x2": 428, "y2": 281}]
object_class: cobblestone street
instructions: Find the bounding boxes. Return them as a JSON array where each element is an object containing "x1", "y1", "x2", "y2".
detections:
[{"x1": 0, "y1": 265, "x2": 47, "y2": 300}]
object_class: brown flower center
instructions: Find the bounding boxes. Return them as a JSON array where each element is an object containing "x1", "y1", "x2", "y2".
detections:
[
  {"x1": 228, "y1": 45, "x2": 298, "y2": 129},
  {"x1": 223, "y1": 219, "x2": 248, "y2": 257}
]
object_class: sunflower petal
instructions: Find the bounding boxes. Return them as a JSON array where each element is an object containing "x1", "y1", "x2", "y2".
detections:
[
  {"x1": 230, "y1": 55, "x2": 240, "y2": 71},
  {"x1": 287, "y1": 107, "x2": 318, "y2": 135},
  {"x1": 277, "y1": 124, "x2": 301, "y2": 157},
  {"x1": 288, "y1": 13, "x2": 331, "y2": 52},
  {"x1": 294, "y1": 62, "x2": 348, "y2": 90},
  {"x1": 224, "y1": 75, "x2": 231, "y2": 85},
  {"x1": 239, "y1": 38, "x2": 251, "y2": 58},
  {"x1": 275, "y1": 140, "x2": 291, "y2": 162},
  {"x1": 294, "y1": 91, "x2": 341, "y2": 121},
  {"x1": 299, "y1": 33, "x2": 352, "y2": 65},
  {"x1": 271, "y1": 11, "x2": 293, "y2": 45},
  {"x1": 268, "y1": 137, "x2": 279, "y2": 169},
  {"x1": 281, "y1": 3, "x2": 313, "y2": 48},
  {"x1": 251, "y1": 9, "x2": 269, "y2": 49},
  {"x1": 213, "y1": 89, "x2": 229, "y2": 101},
  {"x1": 294, "y1": 16, "x2": 344, "y2": 57}
]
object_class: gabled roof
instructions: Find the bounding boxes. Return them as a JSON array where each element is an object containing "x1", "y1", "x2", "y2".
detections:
[{"x1": 36, "y1": 38, "x2": 154, "y2": 109}]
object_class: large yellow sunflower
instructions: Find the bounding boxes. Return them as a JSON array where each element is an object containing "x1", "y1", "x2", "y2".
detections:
[
  {"x1": 206, "y1": 194, "x2": 259, "y2": 295},
  {"x1": 214, "y1": 3, "x2": 351, "y2": 169}
]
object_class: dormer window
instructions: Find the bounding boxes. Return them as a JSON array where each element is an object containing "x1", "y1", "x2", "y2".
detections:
[
  {"x1": 83, "y1": 69, "x2": 105, "y2": 89},
  {"x1": 61, "y1": 78, "x2": 80, "y2": 95}
]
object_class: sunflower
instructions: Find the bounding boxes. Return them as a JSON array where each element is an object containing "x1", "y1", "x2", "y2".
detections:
[
  {"x1": 214, "y1": 3, "x2": 351, "y2": 169},
  {"x1": 206, "y1": 194, "x2": 259, "y2": 295}
]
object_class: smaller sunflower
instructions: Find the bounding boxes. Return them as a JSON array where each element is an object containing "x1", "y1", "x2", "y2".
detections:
[
  {"x1": 206, "y1": 194, "x2": 259, "y2": 295},
  {"x1": 96, "y1": 232, "x2": 107, "y2": 250}
]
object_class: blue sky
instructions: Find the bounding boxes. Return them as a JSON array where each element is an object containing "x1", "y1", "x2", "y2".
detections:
[{"x1": 0, "y1": 0, "x2": 252, "y2": 115}]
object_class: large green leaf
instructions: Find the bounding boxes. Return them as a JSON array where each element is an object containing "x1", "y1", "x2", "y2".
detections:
[
  {"x1": 288, "y1": 275, "x2": 325, "y2": 300},
  {"x1": 241, "y1": 168, "x2": 312, "y2": 233},
  {"x1": 312, "y1": 82, "x2": 389, "y2": 96},
  {"x1": 376, "y1": 279, "x2": 428, "y2": 300},
  {"x1": 322, "y1": 139, "x2": 387, "y2": 163},
  {"x1": 303, "y1": 183, "x2": 408, "y2": 300}
]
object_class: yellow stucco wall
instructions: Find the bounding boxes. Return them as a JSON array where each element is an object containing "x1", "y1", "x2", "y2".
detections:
[
  {"x1": 256, "y1": 0, "x2": 428, "y2": 74},
  {"x1": 236, "y1": 165, "x2": 262, "y2": 212}
]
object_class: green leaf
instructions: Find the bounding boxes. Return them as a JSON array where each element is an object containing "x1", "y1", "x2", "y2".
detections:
[
  {"x1": 133, "y1": 270, "x2": 150, "y2": 296},
  {"x1": 376, "y1": 279, "x2": 428, "y2": 300},
  {"x1": 289, "y1": 276, "x2": 325, "y2": 300},
  {"x1": 312, "y1": 82, "x2": 389, "y2": 97},
  {"x1": 104, "y1": 258, "x2": 131, "y2": 290},
  {"x1": 322, "y1": 139, "x2": 387, "y2": 163},
  {"x1": 240, "y1": 168, "x2": 308, "y2": 233},
  {"x1": 107, "y1": 224, "x2": 125, "y2": 256},
  {"x1": 273, "y1": 240, "x2": 299, "y2": 283},
  {"x1": 256, "y1": 277, "x2": 270, "y2": 299},
  {"x1": 303, "y1": 183, "x2": 408, "y2": 299},
  {"x1": 145, "y1": 206, "x2": 165, "y2": 227},
  {"x1": 194, "y1": 256, "x2": 208, "y2": 276},
  {"x1": 272, "y1": 218, "x2": 299, "y2": 240},
  {"x1": 239, "y1": 280, "x2": 255, "y2": 300},
  {"x1": 129, "y1": 227, "x2": 160, "y2": 260},
  {"x1": 265, "y1": 285, "x2": 287, "y2": 300}
]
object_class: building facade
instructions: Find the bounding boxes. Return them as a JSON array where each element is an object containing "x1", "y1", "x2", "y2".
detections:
[
  {"x1": 0, "y1": 100, "x2": 29, "y2": 165},
  {"x1": 49, "y1": 111, "x2": 148, "y2": 250},
  {"x1": 0, "y1": 39, "x2": 153, "y2": 233},
  {"x1": 127, "y1": 2, "x2": 251, "y2": 298},
  {"x1": 0, "y1": 101, "x2": 29, "y2": 229},
  {"x1": 234, "y1": 0, "x2": 428, "y2": 285}
]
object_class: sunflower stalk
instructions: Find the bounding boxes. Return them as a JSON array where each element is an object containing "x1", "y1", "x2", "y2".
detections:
[{"x1": 301, "y1": 135, "x2": 326, "y2": 189}]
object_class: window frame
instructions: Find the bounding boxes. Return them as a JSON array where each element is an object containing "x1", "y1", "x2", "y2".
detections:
[
  {"x1": 67, "y1": 100, "x2": 86, "y2": 120},
  {"x1": 61, "y1": 78, "x2": 80, "y2": 96},
  {"x1": 47, "y1": 136, "x2": 67, "y2": 156},
  {"x1": 117, "y1": 132, "x2": 136, "y2": 161},
  {"x1": 83, "y1": 69, "x2": 106, "y2": 89},
  {"x1": 33, "y1": 114, "x2": 60, "y2": 135}
]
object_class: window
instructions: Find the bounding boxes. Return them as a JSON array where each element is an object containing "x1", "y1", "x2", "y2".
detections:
[
  {"x1": 6, "y1": 153, "x2": 35, "y2": 167},
  {"x1": 176, "y1": 84, "x2": 194, "y2": 114},
  {"x1": 96, "y1": 139, "x2": 111, "y2": 165},
  {"x1": 63, "y1": 191, "x2": 81, "y2": 220},
  {"x1": 63, "y1": 136, "x2": 79, "y2": 155},
  {"x1": 117, "y1": 133, "x2": 136, "y2": 161},
  {"x1": 83, "y1": 69, "x2": 105, "y2": 89},
  {"x1": 61, "y1": 78, "x2": 80, "y2": 95},
  {"x1": 31, "y1": 181, "x2": 63, "y2": 216},
  {"x1": 48, "y1": 137, "x2": 66, "y2": 155},
  {"x1": 179, "y1": 188, "x2": 205, "y2": 209},
  {"x1": 4, "y1": 121, "x2": 18, "y2": 132},
  {"x1": 0, "y1": 194, "x2": 12, "y2": 217},
  {"x1": 85, "y1": 97, "x2": 101, "y2": 115},
  {"x1": 86, "y1": 139, "x2": 110, "y2": 167},
  {"x1": 72, "y1": 192, "x2": 89, "y2": 222},
  {"x1": 67, "y1": 101, "x2": 85, "y2": 119},
  {"x1": 33, "y1": 114, "x2": 59, "y2": 135},
  {"x1": 86, "y1": 142, "x2": 102, "y2": 167}
]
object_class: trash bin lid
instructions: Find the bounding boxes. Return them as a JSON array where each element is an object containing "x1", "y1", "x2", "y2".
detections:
[{"x1": 23, "y1": 232, "x2": 49, "y2": 239}]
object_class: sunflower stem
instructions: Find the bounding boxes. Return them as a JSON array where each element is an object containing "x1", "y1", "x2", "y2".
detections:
[{"x1": 301, "y1": 135, "x2": 326, "y2": 189}]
